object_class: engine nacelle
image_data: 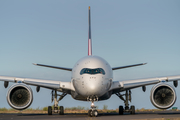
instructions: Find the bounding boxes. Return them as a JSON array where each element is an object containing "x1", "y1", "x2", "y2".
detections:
[
  {"x1": 7, "y1": 83, "x2": 33, "y2": 110},
  {"x1": 150, "y1": 82, "x2": 176, "y2": 109}
]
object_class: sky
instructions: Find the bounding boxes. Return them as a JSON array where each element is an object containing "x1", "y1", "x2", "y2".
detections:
[{"x1": 0, "y1": 0, "x2": 180, "y2": 110}]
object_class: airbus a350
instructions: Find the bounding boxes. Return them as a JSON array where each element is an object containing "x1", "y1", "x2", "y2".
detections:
[{"x1": 0, "y1": 6, "x2": 180, "y2": 117}]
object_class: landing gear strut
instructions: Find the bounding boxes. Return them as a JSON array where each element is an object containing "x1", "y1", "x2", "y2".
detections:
[
  {"x1": 116, "y1": 90, "x2": 135, "y2": 115},
  {"x1": 48, "y1": 90, "x2": 67, "y2": 115},
  {"x1": 87, "y1": 96, "x2": 98, "y2": 117}
]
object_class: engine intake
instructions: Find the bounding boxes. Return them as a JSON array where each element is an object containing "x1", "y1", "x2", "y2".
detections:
[
  {"x1": 7, "y1": 83, "x2": 33, "y2": 110},
  {"x1": 150, "y1": 83, "x2": 176, "y2": 109}
]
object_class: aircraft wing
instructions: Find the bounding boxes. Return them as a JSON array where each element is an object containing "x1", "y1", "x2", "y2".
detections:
[
  {"x1": 109, "y1": 75, "x2": 180, "y2": 93},
  {"x1": 33, "y1": 63, "x2": 72, "y2": 71},
  {"x1": 112, "y1": 63, "x2": 147, "y2": 70},
  {"x1": 0, "y1": 76, "x2": 75, "y2": 93}
]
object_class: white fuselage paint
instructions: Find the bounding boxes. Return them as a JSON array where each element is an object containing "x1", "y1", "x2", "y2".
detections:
[{"x1": 71, "y1": 56, "x2": 113, "y2": 98}]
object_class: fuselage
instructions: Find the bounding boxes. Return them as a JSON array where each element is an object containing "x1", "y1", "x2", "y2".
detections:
[{"x1": 71, "y1": 56, "x2": 113, "y2": 101}]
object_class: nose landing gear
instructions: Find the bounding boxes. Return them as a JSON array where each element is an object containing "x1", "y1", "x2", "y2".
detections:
[
  {"x1": 88, "y1": 102, "x2": 98, "y2": 117},
  {"x1": 87, "y1": 96, "x2": 98, "y2": 117}
]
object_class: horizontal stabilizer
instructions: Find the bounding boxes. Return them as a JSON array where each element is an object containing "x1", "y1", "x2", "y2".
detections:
[
  {"x1": 112, "y1": 63, "x2": 147, "y2": 70},
  {"x1": 33, "y1": 63, "x2": 72, "y2": 71}
]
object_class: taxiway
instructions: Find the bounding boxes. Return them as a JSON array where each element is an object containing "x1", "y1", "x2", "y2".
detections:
[{"x1": 0, "y1": 111, "x2": 180, "y2": 120}]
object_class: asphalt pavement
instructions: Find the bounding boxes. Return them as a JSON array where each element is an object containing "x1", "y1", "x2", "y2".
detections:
[{"x1": 0, "y1": 111, "x2": 180, "y2": 120}]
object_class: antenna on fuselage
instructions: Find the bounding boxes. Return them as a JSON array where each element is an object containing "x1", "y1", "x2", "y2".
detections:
[{"x1": 88, "y1": 6, "x2": 92, "y2": 56}]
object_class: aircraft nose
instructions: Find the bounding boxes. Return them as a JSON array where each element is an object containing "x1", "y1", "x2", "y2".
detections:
[
  {"x1": 86, "y1": 80, "x2": 102, "y2": 95},
  {"x1": 84, "y1": 76, "x2": 110, "y2": 96},
  {"x1": 88, "y1": 82, "x2": 100, "y2": 91},
  {"x1": 73, "y1": 76, "x2": 111, "y2": 97}
]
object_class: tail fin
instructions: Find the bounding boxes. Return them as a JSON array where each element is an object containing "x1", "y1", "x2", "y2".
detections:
[{"x1": 88, "y1": 6, "x2": 92, "y2": 56}]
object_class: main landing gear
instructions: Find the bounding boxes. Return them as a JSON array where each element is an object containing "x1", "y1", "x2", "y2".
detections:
[
  {"x1": 116, "y1": 90, "x2": 135, "y2": 115},
  {"x1": 48, "y1": 90, "x2": 67, "y2": 115},
  {"x1": 87, "y1": 96, "x2": 98, "y2": 117}
]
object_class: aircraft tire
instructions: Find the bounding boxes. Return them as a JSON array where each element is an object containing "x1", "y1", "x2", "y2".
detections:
[
  {"x1": 59, "y1": 106, "x2": 64, "y2": 115},
  {"x1": 119, "y1": 106, "x2": 123, "y2": 115},
  {"x1": 92, "y1": 110, "x2": 98, "y2": 117},
  {"x1": 130, "y1": 106, "x2": 135, "y2": 114},
  {"x1": 88, "y1": 110, "x2": 92, "y2": 117},
  {"x1": 48, "y1": 106, "x2": 52, "y2": 115}
]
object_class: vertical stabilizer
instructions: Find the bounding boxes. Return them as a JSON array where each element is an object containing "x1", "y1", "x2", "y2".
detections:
[{"x1": 88, "y1": 6, "x2": 92, "y2": 56}]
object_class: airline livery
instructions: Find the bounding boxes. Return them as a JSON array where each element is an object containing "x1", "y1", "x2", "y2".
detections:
[{"x1": 0, "y1": 6, "x2": 180, "y2": 117}]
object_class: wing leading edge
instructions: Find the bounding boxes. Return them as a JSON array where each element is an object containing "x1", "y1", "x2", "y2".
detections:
[
  {"x1": 0, "y1": 76, "x2": 75, "y2": 92},
  {"x1": 110, "y1": 75, "x2": 180, "y2": 93}
]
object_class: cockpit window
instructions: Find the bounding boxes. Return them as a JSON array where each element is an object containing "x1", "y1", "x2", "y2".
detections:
[{"x1": 80, "y1": 68, "x2": 105, "y2": 75}]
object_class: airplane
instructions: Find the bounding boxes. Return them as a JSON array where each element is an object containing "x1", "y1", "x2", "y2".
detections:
[{"x1": 0, "y1": 6, "x2": 180, "y2": 117}]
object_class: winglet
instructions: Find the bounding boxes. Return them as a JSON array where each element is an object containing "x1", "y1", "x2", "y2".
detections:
[{"x1": 88, "y1": 6, "x2": 92, "y2": 56}]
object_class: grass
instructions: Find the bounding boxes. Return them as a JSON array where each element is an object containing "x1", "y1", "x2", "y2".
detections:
[
  {"x1": 65, "y1": 106, "x2": 85, "y2": 110},
  {"x1": 0, "y1": 107, "x2": 179, "y2": 114},
  {"x1": 136, "y1": 108, "x2": 179, "y2": 113},
  {"x1": 1, "y1": 107, "x2": 180, "y2": 120},
  {"x1": 103, "y1": 105, "x2": 108, "y2": 110}
]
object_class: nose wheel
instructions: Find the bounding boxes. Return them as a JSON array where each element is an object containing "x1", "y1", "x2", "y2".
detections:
[
  {"x1": 88, "y1": 109, "x2": 98, "y2": 117},
  {"x1": 87, "y1": 96, "x2": 98, "y2": 117}
]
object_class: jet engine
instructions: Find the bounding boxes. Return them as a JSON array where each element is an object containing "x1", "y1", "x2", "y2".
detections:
[
  {"x1": 150, "y1": 82, "x2": 176, "y2": 109},
  {"x1": 7, "y1": 83, "x2": 33, "y2": 110}
]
